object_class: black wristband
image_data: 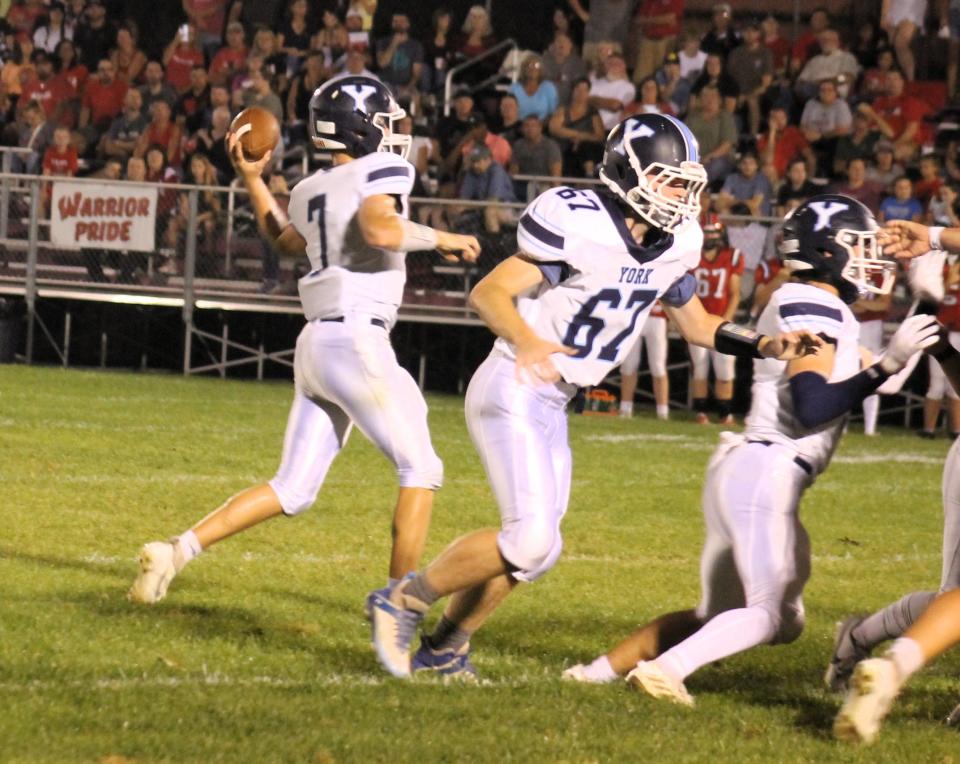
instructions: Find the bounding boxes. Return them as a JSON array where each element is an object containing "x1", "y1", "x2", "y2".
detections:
[{"x1": 714, "y1": 321, "x2": 765, "y2": 359}]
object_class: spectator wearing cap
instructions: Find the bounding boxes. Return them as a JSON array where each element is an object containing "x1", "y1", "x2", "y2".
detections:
[
  {"x1": 79, "y1": 58, "x2": 128, "y2": 145},
  {"x1": 549, "y1": 76, "x2": 605, "y2": 177},
  {"x1": 541, "y1": 32, "x2": 586, "y2": 107},
  {"x1": 656, "y1": 51, "x2": 691, "y2": 115},
  {"x1": 795, "y1": 29, "x2": 860, "y2": 101},
  {"x1": 588, "y1": 53, "x2": 634, "y2": 130},
  {"x1": 789, "y1": 7, "x2": 830, "y2": 77},
  {"x1": 456, "y1": 143, "x2": 517, "y2": 232},
  {"x1": 867, "y1": 140, "x2": 904, "y2": 190},
  {"x1": 799, "y1": 78, "x2": 852, "y2": 177},
  {"x1": 629, "y1": 0, "x2": 682, "y2": 84},
  {"x1": 139, "y1": 60, "x2": 178, "y2": 113},
  {"x1": 878, "y1": 175, "x2": 923, "y2": 222},
  {"x1": 686, "y1": 84, "x2": 737, "y2": 184},
  {"x1": 19, "y1": 50, "x2": 71, "y2": 123},
  {"x1": 100, "y1": 87, "x2": 147, "y2": 160},
  {"x1": 726, "y1": 17, "x2": 772, "y2": 135},
  {"x1": 210, "y1": 22, "x2": 248, "y2": 88},
  {"x1": 689, "y1": 53, "x2": 738, "y2": 114},
  {"x1": 776, "y1": 158, "x2": 819, "y2": 216},
  {"x1": 74, "y1": 0, "x2": 115, "y2": 73},
  {"x1": 716, "y1": 151, "x2": 774, "y2": 216},
  {"x1": 163, "y1": 22, "x2": 205, "y2": 94},
  {"x1": 509, "y1": 54, "x2": 559, "y2": 122},
  {"x1": 33, "y1": 2, "x2": 71, "y2": 54},
  {"x1": 111, "y1": 25, "x2": 147, "y2": 85},
  {"x1": 569, "y1": 0, "x2": 632, "y2": 71},
  {"x1": 490, "y1": 93, "x2": 523, "y2": 144},
  {"x1": 761, "y1": 14, "x2": 790, "y2": 76},
  {"x1": 832, "y1": 111, "x2": 879, "y2": 176},
  {"x1": 510, "y1": 114, "x2": 562, "y2": 183},
  {"x1": 859, "y1": 68, "x2": 932, "y2": 162},
  {"x1": 757, "y1": 104, "x2": 814, "y2": 184},
  {"x1": 376, "y1": 12, "x2": 423, "y2": 107},
  {"x1": 344, "y1": 7, "x2": 371, "y2": 58},
  {"x1": 700, "y1": 4, "x2": 740, "y2": 59},
  {"x1": 830, "y1": 156, "x2": 885, "y2": 212}
]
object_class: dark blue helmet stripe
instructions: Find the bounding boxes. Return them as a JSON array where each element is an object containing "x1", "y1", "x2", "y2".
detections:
[
  {"x1": 779, "y1": 302, "x2": 843, "y2": 322},
  {"x1": 519, "y1": 213, "x2": 564, "y2": 250}
]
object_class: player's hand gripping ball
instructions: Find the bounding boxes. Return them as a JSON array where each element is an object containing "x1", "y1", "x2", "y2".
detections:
[{"x1": 229, "y1": 107, "x2": 280, "y2": 161}]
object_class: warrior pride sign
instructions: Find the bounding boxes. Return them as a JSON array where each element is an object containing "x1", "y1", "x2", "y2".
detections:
[{"x1": 51, "y1": 181, "x2": 158, "y2": 252}]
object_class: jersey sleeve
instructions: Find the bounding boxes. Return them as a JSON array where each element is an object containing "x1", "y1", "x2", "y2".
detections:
[
  {"x1": 358, "y1": 153, "x2": 415, "y2": 199},
  {"x1": 517, "y1": 187, "x2": 571, "y2": 263},
  {"x1": 672, "y1": 219, "x2": 704, "y2": 270},
  {"x1": 287, "y1": 180, "x2": 309, "y2": 239},
  {"x1": 776, "y1": 296, "x2": 845, "y2": 340}
]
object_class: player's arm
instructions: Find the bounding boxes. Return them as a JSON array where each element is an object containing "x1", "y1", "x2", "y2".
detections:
[
  {"x1": 723, "y1": 272, "x2": 741, "y2": 322},
  {"x1": 882, "y1": 220, "x2": 960, "y2": 259},
  {"x1": 787, "y1": 314, "x2": 941, "y2": 428},
  {"x1": 356, "y1": 193, "x2": 480, "y2": 262},
  {"x1": 226, "y1": 133, "x2": 305, "y2": 256},
  {"x1": 664, "y1": 290, "x2": 820, "y2": 361},
  {"x1": 469, "y1": 254, "x2": 575, "y2": 383}
]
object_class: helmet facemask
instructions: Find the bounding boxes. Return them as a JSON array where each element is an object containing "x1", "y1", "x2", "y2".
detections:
[
  {"x1": 372, "y1": 106, "x2": 411, "y2": 159},
  {"x1": 838, "y1": 227, "x2": 896, "y2": 297}
]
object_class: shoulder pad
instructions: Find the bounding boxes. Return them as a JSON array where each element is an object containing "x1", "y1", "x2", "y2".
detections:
[{"x1": 517, "y1": 187, "x2": 574, "y2": 262}]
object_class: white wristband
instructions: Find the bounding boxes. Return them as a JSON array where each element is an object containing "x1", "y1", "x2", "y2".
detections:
[
  {"x1": 930, "y1": 226, "x2": 945, "y2": 251},
  {"x1": 398, "y1": 220, "x2": 439, "y2": 252}
]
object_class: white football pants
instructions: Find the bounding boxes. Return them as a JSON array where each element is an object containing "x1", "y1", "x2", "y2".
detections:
[
  {"x1": 688, "y1": 343, "x2": 735, "y2": 382},
  {"x1": 269, "y1": 317, "x2": 443, "y2": 515},
  {"x1": 927, "y1": 331, "x2": 960, "y2": 401},
  {"x1": 621, "y1": 316, "x2": 668, "y2": 377},
  {"x1": 465, "y1": 352, "x2": 575, "y2": 582}
]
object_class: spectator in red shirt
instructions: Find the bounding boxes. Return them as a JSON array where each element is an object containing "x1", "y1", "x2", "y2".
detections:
[
  {"x1": 630, "y1": 0, "x2": 682, "y2": 84},
  {"x1": 134, "y1": 99, "x2": 183, "y2": 166},
  {"x1": 915, "y1": 153, "x2": 945, "y2": 206},
  {"x1": 858, "y1": 47, "x2": 896, "y2": 103},
  {"x1": 110, "y1": 24, "x2": 147, "y2": 85},
  {"x1": 184, "y1": 0, "x2": 229, "y2": 59},
  {"x1": 860, "y1": 68, "x2": 931, "y2": 162},
  {"x1": 53, "y1": 38, "x2": 88, "y2": 99},
  {"x1": 41, "y1": 125, "x2": 77, "y2": 212},
  {"x1": 757, "y1": 104, "x2": 814, "y2": 184},
  {"x1": 209, "y1": 20, "x2": 247, "y2": 87},
  {"x1": 79, "y1": 58, "x2": 128, "y2": 148},
  {"x1": 789, "y1": 7, "x2": 830, "y2": 76},
  {"x1": 163, "y1": 22, "x2": 205, "y2": 94},
  {"x1": 19, "y1": 50, "x2": 71, "y2": 123}
]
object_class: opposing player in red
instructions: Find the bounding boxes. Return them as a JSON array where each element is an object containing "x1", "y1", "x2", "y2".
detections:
[
  {"x1": 689, "y1": 216, "x2": 744, "y2": 424},
  {"x1": 619, "y1": 300, "x2": 670, "y2": 420}
]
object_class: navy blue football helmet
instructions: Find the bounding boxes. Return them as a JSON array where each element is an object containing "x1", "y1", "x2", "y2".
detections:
[
  {"x1": 599, "y1": 113, "x2": 707, "y2": 233},
  {"x1": 779, "y1": 194, "x2": 893, "y2": 304},
  {"x1": 308, "y1": 76, "x2": 410, "y2": 158}
]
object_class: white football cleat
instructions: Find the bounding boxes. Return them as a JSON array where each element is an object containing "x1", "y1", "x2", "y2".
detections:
[
  {"x1": 626, "y1": 661, "x2": 694, "y2": 707},
  {"x1": 128, "y1": 541, "x2": 179, "y2": 604},
  {"x1": 561, "y1": 663, "x2": 616, "y2": 684},
  {"x1": 833, "y1": 658, "x2": 902, "y2": 744}
]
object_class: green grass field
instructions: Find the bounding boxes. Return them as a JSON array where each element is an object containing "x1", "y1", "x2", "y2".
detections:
[{"x1": 2, "y1": 364, "x2": 959, "y2": 763}]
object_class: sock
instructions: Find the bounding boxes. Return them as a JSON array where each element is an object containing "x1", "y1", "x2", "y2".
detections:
[
  {"x1": 850, "y1": 591, "x2": 936, "y2": 652},
  {"x1": 863, "y1": 394, "x2": 879, "y2": 435},
  {"x1": 620, "y1": 400, "x2": 634, "y2": 415},
  {"x1": 693, "y1": 398, "x2": 708, "y2": 415},
  {"x1": 582, "y1": 654, "x2": 618, "y2": 682},
  {"x1": 174, "y1": 530, "x2": 202, "y2": 570},
  {"x1": 656, "y1": 404, "x2": 669, "y2": 420},
  {"x1": 885, "y1": 637, "x2": 925, "y2": 681},
  {"x1": 654, "y1": 606, "x2": 777, "y2": 681},
  {"x1": 717, "y1": 400, "x2": 732, "y2": 419},
  {"x1": 426, "y1": 615, "x2": 472, "y2": 652},
  {"x1": 400, "y1": 573, "x2": 439, "y2": 610}
]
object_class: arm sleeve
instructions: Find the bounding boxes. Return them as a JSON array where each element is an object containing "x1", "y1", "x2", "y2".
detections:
[
  {"x1": 287, "y1": 182, "x2": 307, "y2": 239},
  {"x1": 661, "y1": 272, "x2": 697, "y2": 307},
  {"x1": 789, "y1": 365, "x2": 890, "y2": 428}
]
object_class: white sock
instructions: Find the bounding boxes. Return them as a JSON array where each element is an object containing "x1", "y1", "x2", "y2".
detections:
[
  {"x1": 863, "y1": 394, "x2": 879, "y2": 435},
  {"x1": 654, "y1": 606, "x2": 777, "y2": 680},
  {"x1": 886, "y1": 637, "x2": 925, "y2": 682},
  {"x1": 620, "y1": 401, "x2": 634, "y2": 416},
  {"x1": 656, "y1": 404, "x2": 669, "y2": 420},
  {"x1": 583, "y1": 655, "x2": 618, "y2": 682},
  {"x1": 174, "y1": 530, "x2": 202, "y2": 569}
]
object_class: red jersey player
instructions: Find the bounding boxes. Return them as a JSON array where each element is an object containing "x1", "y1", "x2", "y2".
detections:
[{"x1": 689, "y1": 217, "x2": 743, "y2": 424}]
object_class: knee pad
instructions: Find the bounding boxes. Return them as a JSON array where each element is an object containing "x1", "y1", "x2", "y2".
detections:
[
  {"x1": 397, "y1": 452, "x2": 444, "y2": 490},
  {"x1": 498, "y1": 516, "x2": 561, "y2": 581},
  {"x1": 268, "y1": 476, "x2": 318, "y2": 517}
]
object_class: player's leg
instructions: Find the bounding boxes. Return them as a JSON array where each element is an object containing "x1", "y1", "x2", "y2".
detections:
[
  {"x1": 647, "y1": 316, "x2": 670, "y2": 420},
  {"x1": 893, "y1": 19, "x2": 917, "y2": 82},
  {"x1": 711, "y1": 350, "x2": 735, "y2": 425},
  {"x1": 860, "y1": 320, "x2": 884, "y2": 436},
  {"x1": 689, "y1": 342, "x2": 710, "y2": 423},
  {"x1": 619, "y1": 337, "x2": 642, "y2": 418},
  {"x1": 129, "y1": 389, "x2": 351, "y2": 603},
  {"x1": 923, "y1": 355, "x2": 947, "y2": 437}
]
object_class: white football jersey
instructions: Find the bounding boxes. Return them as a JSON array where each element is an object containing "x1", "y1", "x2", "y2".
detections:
[
  {"x1": 745, "y1": 281, "x2": 861, "y2": 475},
  {"x1": 493, "y1": 186, "x2": 703, "y2": 387},
  {"x1": 287, "y1": 151, "x2": 415, "y2": 324}
]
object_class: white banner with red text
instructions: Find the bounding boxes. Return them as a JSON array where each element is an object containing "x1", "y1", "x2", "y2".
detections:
[{"x1": 51, "y1": 181, "x2": 158, "y2": 252}]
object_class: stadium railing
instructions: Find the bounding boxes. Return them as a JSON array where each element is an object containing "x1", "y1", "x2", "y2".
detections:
[{"x1": 442, "y1": 38, "x2": 518, "y2": 117}]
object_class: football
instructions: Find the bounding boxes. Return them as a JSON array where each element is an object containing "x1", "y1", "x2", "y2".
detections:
[{"x1": 230, "y1": 106, "x2": 280, "y2": 161}]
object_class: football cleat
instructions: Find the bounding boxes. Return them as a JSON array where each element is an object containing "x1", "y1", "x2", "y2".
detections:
[
  {"x1": 833, "y1": 658, "x2": 901, "y2": 744},
  {"x1": 695, "y1": 412, "x2": 710, "y2": 426},
  {"x1": 411, "y1": 639, "x2": 478, "y2": 682},
  {"x1": 363, "y1": 585, "x2": 392, "y2": 622},
  {"x1": 825, "y1": 615, "x2": 869, "y2": 692},
  {"x1": 719, "y1": 414, "x2": 736, "y2": 426},
  {"x1": 128, "y1": 541, "x2": 179, "y2": 604},
  {"x1": 561, "y1": 663, "x2": 617, "y2": 684},
  {"x1": 946, "y1": 700, "x2": 960, "y2": 726},
  {"x1": 369, "y1": 573, "x2": 427, "y2": 678},
  {"x1": 627, "y1": 661, "x2": 694, "y2": 707}
]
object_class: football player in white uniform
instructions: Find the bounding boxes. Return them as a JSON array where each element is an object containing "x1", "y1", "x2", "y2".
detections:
[
  {"x1": 561, "y1": 195, "x2": 940, "y2": 704},
  {"x1": 129, "y1": 77, "x2": 479, "y2": 607},
  {"x1": 369, "y1": 113, "x2": 822, "y2": 680}
]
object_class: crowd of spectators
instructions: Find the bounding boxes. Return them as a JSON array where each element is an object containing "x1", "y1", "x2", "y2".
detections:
[{"x1": 0, "y1": 0, "x2": 958, "y2": 283}]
